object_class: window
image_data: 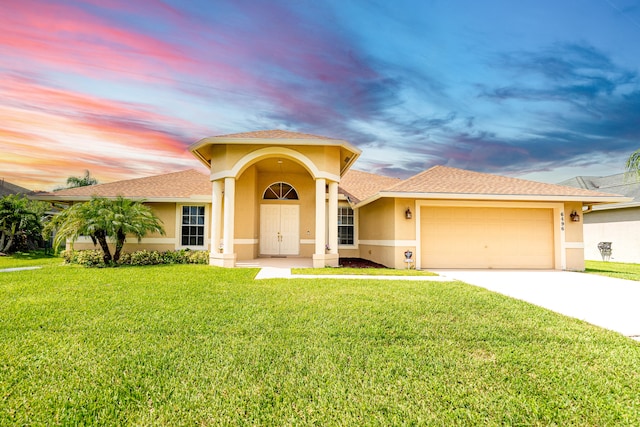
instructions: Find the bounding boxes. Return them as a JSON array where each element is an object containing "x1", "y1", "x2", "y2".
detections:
[
  {"x1": 338, "y1": 206, "x2": 354, "y2": 245},
  {"x1": 263, "y1": 182, "x2": 299, "y2": 200},
  {"x1": 181, "y1": 206, "x2": 205, "y2": 246}
]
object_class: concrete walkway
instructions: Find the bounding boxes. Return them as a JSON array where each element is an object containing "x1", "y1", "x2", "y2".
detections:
[
  {"x1": 0, "y1": 266, "x2": 42, "y2": 273},
  {"x1": 254, "y1": 266, "x2": 453, "y2": 281},
  {"x1": 433, "y1": 270, "x2": 640, "y2": 340}
]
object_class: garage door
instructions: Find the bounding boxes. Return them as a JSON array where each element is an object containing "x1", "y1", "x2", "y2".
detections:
[{"x1": 421, "y1": 206, "x2": 554, "y2": 269}]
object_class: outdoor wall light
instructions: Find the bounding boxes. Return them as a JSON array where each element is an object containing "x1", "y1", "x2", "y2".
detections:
[
  {"x1": 405, "y1": 208, "x2": 412, "y2": 219},
  {"x1": 570, "y1": 210, "x2": 580, "y2": 222}
]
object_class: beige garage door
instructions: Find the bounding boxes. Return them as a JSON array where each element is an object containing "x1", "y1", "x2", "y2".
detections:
[{"x1": 421, "y1": 206, "x2": 554, "y2": 269}]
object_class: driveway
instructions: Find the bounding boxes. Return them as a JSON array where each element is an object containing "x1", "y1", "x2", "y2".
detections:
[{"x1": 432, "y1": 270, "x2": 640, "y2": 340}]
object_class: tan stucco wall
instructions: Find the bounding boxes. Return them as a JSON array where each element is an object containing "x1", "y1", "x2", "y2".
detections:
[
  {"x1": 359, "y1": 198, "x2": 395, "y2": 241},
  {"x1": 67, "y1": 202, "x2": 213, "y2": 254},
  {"x1": 563, "y1": 202, "x2": 585, "y2": 271},
  {"x1": 211, "y1": 144, "x2": 342, "y2": 178},
  {"x1": 355, "y1": 198, "x2": 415, "y2": 268}
]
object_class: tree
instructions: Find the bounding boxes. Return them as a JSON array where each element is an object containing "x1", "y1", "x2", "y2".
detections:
[
  {"x1": 58, "y1": 170, "x2": 98, "y2": 190},
  {"x1": 625, "y1": 149, "x2": 640, "y2": 178},
  {"x1": 0, "y1": 195, "x2": 48, "y2": 253},
  {"x1": 45, "y1": 196, "x2": 165, "y2": 264}
]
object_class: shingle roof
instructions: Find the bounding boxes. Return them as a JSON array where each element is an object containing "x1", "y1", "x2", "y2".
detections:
[
  {"x1": 34, "y1": 169, "x2": 211, "y2": 201},
  {"x1": 0, "y1": 179, "x2": 32, "y2": 197},
  {"x1": 339, "y1": 169, "x2": 402, "y2": 204},
  {"x1": 385, "y1": 166, "x2": 620, "y2": 198},
  {"x1": 559, "y1": 172, "x2": 640, "y2": 208},
  {"x1": 559, "y1": 172, "x2": 640, "y2": 199},
  {"x1": 215, "y1": 129, "x2": 336, "y2": 140}
]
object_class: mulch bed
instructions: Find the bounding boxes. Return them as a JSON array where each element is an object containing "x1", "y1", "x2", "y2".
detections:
[{"x1": 338, "y1": 258, "x2": 388, "y2": 269}]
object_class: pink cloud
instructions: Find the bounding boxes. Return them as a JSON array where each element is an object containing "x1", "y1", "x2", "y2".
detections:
[{"x1": 0, "y1": 75, "x2": 204, "y2": 190}]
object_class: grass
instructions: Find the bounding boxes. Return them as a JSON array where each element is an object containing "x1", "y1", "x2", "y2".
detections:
[
  {"x1": 585, "y1": 260, "x2": 640, "y2": 281},
  {"x1": 292, "y1": 267, "x2": 437, "y2": 276},
  {"x1": 0, "y1": 250, "x2": 62, "y2": 269},
  {"x1": 1, "y1": 264, "x2": 639, "y2": 425}
]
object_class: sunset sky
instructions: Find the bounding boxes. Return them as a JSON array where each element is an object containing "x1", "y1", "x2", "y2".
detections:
[{"x1": 3, "y1": 0, "x2": 640, "y2": 191}]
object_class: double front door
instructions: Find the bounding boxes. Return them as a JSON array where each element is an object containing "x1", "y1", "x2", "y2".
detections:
[{"x1": 260, "y1": 204, "x2": 299, "y2": 255}]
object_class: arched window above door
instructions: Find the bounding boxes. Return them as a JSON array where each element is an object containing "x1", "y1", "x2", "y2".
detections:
[{"x1": 263, "y1": 182, "x2": 299, "y2": 200}]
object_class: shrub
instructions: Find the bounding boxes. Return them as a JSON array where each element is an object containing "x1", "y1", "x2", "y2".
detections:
[
  {"x1": 128, "y1": 250, "x2": 163, "y2": 266},
  {"x1": 187, "y1": 250, "x2": 209, "y2": 264},
  {"x1": 62, "y1": 249, "x2": 105, "y2": 267},
  {"x1": 162, "y1": 249, "x2": 190, "y2": 264},
  {"x1": 62, "y1": 249, "x2": 209, "y2": 267}
]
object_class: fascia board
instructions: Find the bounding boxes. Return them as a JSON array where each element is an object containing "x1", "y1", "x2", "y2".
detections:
[
  {"x1": 589, "y1": 200, "x2": 640, "y2": 211},
  {"x1": 354, "y1": 191, "x2": 631, "y2": 208},
  {"x1": 32, "y1": 195, "x2": 211, "y2": 203}
]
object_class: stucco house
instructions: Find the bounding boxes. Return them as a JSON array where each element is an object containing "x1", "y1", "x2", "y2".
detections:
[
  {"x1": 560, "y1": 173, "x2": 640, "y2": 263},
  {"x1": 35, "y1": 130, "x2": 627, "y2": 270}
]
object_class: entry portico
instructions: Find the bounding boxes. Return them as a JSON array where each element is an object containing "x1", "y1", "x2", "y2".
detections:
[{"x1": 189, "y1": 130, "x2": 361, "y2": 268}]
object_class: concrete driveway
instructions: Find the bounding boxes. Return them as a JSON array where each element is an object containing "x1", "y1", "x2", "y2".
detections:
[{"x1": 432, "y1": 270, "x2": 640, "y2": 340}]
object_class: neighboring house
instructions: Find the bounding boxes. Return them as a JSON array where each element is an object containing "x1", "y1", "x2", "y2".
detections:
[
  {"x1": 34, "y1": 130, "x2": 627, "y2": 270},
  {"x1": 0, "y1": 179, "x2": 32, "y2": 197},
  {"x1": 560, "y1": 173, "x2": 640, "y2": 263}
]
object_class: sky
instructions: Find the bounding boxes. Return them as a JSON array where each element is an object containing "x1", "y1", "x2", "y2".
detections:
[{"x1": 3, "y1": 0, "x2": 640, "y2": 191}]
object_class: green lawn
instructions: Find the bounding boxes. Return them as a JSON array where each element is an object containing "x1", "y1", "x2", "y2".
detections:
[
  {"x1": 586, "y1": 260, "x2": 640, "y2": 281},
  {"x1": 1, "y1": 265, "x2": 639, "y2": 425},
  {"x1": 0, "y1": 251, "x2": 62, "y2": 269}
]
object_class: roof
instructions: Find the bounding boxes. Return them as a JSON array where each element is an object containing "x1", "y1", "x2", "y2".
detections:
[
  {"x1": 0, "y1": 179, "x2": 32, "y2": 197},
  {"x1": 214, "y1": 129, "x2": 337, "y2": 140},
  {"x1": 189, "y1": 129, "x2": 361, "y2": 176},
  {"x1": 33, "y1": 169, "x2": 212, "y2": 202},
  {"x1": 355, "y1": 165, "x2": 628, "y2": 207},
  {"x1": 559, "y1": 172, "x2": 640, "y2": 210},
  {"x1": 339, "y1": 169, "x2": 402, "y2": 204},
  {"x1": 32, "y1": 164, "x2": 627, "y2": 207}
]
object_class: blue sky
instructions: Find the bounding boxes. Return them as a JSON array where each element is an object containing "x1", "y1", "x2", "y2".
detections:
[{"x1": 2, "y1": 0, "x2": 640, "y2": 189}]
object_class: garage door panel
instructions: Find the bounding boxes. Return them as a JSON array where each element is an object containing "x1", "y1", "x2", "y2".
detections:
[{"x1": 421, "y1": 206, "x2": 554, "y2": 269}]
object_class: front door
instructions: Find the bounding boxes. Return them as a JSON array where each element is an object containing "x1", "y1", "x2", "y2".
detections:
[{"x1": 260, "y1": 204, "x2": 299, "y2": 255}]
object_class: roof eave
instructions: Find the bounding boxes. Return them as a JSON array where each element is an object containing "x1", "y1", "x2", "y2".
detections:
[
  {"x1": 354, "y1": 191, "x2": 631, "y2": 208},
  {"x1": 32, "y1": 195, "x2": 212, "y2": 203}
]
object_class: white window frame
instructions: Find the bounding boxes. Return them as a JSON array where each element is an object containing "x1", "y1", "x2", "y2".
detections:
[
  {"x1": 176, "y1": 204, "x2": 209, "y2": 250},
  {"x1": 337, "y1": 203, "x2": 357, "y2": 249}
]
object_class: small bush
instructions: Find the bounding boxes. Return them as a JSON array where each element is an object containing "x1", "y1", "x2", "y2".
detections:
[
  {"x1": 62, "y1": 249, "x2": 210, "y2": 267},
  {"x1": 128, "y1": 250, "x2": 163, "y2": 266},
  {"x1": 62, "y1": 249, "x2": 105, "y2": 267},
  {"x1": 187, "y1": 250, "x2": 209, "y2": 264}
]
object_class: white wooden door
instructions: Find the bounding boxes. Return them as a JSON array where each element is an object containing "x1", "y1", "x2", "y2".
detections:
[{"x1": 260, "y1": 205, "x2": 299, "y2": 255}]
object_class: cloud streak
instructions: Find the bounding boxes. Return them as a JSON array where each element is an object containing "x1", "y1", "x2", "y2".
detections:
[{"x1": 2, "y1": 1, "x2": 640, "y2": 189}]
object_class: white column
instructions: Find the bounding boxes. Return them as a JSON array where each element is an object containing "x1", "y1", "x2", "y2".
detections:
[
  {"x1": 315, "y1": 178, "x2": 326, "y2": 255},
  {"x1": 210, "y1": 179, "x2": 223, "y2": 258},
  {"x1": 223, "y1": 177, "x2": 235, "y2": 255},
  {"x1": 328, "y1": 181, "x2": 338, "y2": 254}
]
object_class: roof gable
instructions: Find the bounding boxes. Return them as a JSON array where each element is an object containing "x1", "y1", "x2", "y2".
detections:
[{"x1": 338, "y1": 169, "x2": 402, "y2": 204}]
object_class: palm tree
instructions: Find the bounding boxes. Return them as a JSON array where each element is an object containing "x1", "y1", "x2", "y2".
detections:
[
  {"x1": 65, "y1": 170, "x2": 98, "y2": 188},
  {"x1": 45, "y1": 196, "x2": 165, "y2": 264},
  {"x1": 625, "y1": 149, "x2": 640, "y2": 179}
]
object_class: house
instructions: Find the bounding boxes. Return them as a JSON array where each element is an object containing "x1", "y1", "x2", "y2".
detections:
[
  {"x1": 34, "y1": 130, "x2": 628, "y2": 270},
  {"x1": 0, "y1": 179, "x2": 32, "y2": 197},
  {"x1": 560, "y1": 173, "x2": 640, "y2": 263}
]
